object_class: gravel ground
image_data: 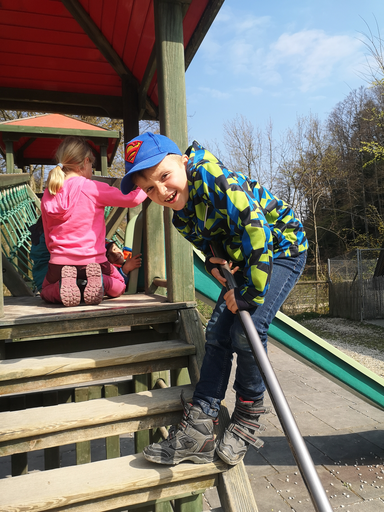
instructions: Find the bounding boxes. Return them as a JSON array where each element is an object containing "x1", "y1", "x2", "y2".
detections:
[{"x1": 298, "y1": 317, "x2": 384, "y2": 378}]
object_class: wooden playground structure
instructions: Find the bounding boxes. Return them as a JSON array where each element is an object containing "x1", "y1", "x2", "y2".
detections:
[{"x1": 0, "y1": 1, "x2": 258, "y2": 510}]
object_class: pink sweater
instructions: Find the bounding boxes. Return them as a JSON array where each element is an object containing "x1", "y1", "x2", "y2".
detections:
[{"x1": 41, "y1": 176, "x2": 147, "y2": 265}]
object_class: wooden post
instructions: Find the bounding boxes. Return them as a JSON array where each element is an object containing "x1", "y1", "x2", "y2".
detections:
[
  {"x1": 75, "y1": 387, "x2": 91, "y2": 465},
  {"x1": 43, "y1": 391, "x2": 60, "y2": 470},
  {"x1": 154, "y1": 0, "x2": 194, "y2": 303},
  {"x1": 10, "y1": 395, "x2": 28, "y2": 476},
  {"x1": 143, "y1": 198, "x2": 166, "y2": 295},
  {"x1": 104, "y1": 384, "x2": 120, "y2": 459},
  {"x1": 5, "y1": 140, "x2": 14, "y2": 174},
  {"x1": 100, "y1": 144, "x2": 108, "y2": 176},
  {"x1": 133, "y1": 374, "x2": 151, "y2": 453}
]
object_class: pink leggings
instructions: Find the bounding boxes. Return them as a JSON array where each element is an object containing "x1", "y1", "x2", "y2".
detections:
[{"x1": 40, "y1": 261, "x2": 126, "y2": 304}]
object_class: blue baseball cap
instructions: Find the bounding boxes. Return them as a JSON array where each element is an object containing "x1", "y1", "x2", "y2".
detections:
[{"x1": 121, "y1": 132, "x2": 182, "y2": 195}]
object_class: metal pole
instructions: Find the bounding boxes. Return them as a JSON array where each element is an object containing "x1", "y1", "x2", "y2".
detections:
[{"x1": 210, "y1": 243, "x2": 332, "y2": 512}]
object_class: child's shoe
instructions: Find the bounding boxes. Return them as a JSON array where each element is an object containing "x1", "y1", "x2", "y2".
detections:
[
  {"x1": 216, "y1": 397, "x2": 270, "y2": 465},
  {"x1": 143, "y1": 391, "x2": 216, "y2": 465},
  {"x1": 84, "y1": 263, "x2": 104, "y2": 305},
  {"x1": 60, "y1": 266, "x2": 81, "y2": 307}
]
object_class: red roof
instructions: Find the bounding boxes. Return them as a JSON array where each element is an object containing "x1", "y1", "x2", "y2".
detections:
[
  {"x1": 0, "y1": 0, "x2": 223, "y2": 119},
  {"x1": 0, "y1": 114, "x2": 120, "y2": 167}
]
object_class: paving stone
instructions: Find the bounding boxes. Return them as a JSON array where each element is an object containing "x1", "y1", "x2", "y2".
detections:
[
  {"x1": 311, "y1": 405, "x2": 382, "y2": 430},
  {"x1": 324, "y1": 462, "x2": 384, "y2": 501},
  {"x1": 347, "y1": 498, "x2": 384, "y2": 510},
  {"x1": 235, "y1": 342, "x2": 384, "y2": 511},
  {"x1": 247, "y1": 474, "x2": 292, "y2": 512},
  {"x1": 293, "y1": 410, "x2": 338, "y2": 436}
]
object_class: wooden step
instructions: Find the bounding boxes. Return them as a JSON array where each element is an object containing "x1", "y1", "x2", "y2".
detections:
[
  {"x1": 0, "y1": 384, "x2": 194, "y2": 457},
  {"x1": 0, "y1": 451, "x2": 228, "y2": 512},
  {"x1": 0, "y1": 340, "x2": 195, "y2": 395}
]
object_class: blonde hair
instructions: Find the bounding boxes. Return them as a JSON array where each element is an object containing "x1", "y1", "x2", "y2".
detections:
[{"x1": 47, "y1": 136, "x2": 96, "y2": 195}]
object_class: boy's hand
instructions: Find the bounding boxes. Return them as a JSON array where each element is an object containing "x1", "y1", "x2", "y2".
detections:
[
  {"x1": 224, "y1": 289, "x2": 238, "y2": 314},
  {"x1": 208, "y1": 257, "x2": 239, "y2": 286},
  {"x1": 122, "y1": 253, "x2": 142, "y2": 274}
]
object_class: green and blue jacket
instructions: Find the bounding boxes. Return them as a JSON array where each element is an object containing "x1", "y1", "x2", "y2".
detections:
[{"x1": 172, "y1": 141, "x2": 308, "y2": 307}]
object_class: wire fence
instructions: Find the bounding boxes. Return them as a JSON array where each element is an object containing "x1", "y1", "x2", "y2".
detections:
[
  {"x1": 328, "y1": 249, "x2": 384, "y2": 321},
  {"x1": 281, "y1": 264, "x2": 329, "y2": 316}
]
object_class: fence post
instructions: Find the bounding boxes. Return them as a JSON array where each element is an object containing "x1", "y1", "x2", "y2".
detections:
[{"x1": 357, "y1": 249, "x2": 363, "y2": 322}]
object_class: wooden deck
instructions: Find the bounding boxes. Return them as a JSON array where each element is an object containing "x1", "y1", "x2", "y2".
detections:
[{"x1": 0, "y1": 293, "x2": 196, "y2": 344}]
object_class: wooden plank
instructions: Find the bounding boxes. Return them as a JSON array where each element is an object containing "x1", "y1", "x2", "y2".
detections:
[
  {"x1": 0, "y1": 385, "x2": 194, "y2": 456},
  {"x1": 174, "y1": 493, "x2": 203, "y2": 512},
  {"x1": 0, "y1": 355, "x2": 190, "y2": 396},
  {"x1": 0, "y1": 340, "x2": 195, "y2": 382},
  {"x1": 0, "y1": 173, "x2": 31, "y2": 187},
  {"x1": 4, "y1": 328, "x2": 169, "y2": 359},
  {"x1": 0, "y1": 295, "x2": 196, "y2": 340},
  {"x1": 0, "y1": 452, "x2": 226, "y2": 512}
]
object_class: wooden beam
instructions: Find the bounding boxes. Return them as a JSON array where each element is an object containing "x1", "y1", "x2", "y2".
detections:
[
  {"x1": 0, "y1": 87, "x2": 124, "y2": 119},
  {"x1": 0, "y1": 174, "x2": 30, "y2": 187},
  {"x1": 185, "y1": 0, "x2": 225, "y2": 70},
  {"x1": 122, "y1": 75, "x2": 140, "y2": 145},
  {"x1": 60, "y1": 0, "x2": 134, "y2": 82},
  {"x1": 60, "y1": 0, "x2": 157, "y2": 120},
  {"x1": 138, "y1": 49, "x2": 157, "y2": 120}
]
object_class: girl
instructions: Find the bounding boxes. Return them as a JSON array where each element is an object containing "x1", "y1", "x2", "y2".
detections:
[{"x1": 40, "y1": 136, "x2": 147, "y2": 307}]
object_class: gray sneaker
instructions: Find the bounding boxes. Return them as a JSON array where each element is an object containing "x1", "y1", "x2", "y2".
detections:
[
  {"x1": 216, "y1": 397, "x2": 270, "y2": 465},
  {"x1": 143, "y1": 392, "x2": 216, "y2": 465}
]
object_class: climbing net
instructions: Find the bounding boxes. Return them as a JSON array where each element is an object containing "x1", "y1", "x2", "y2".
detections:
[{"x1": 0, "y1": 184, "x2": 40, "y2": 287}]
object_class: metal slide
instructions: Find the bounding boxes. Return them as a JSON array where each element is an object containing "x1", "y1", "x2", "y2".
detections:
[{"x1": 193, "y1": 248, "x2": 384, "y2": 411}]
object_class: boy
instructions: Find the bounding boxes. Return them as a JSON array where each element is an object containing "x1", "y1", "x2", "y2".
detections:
[
  {"x1": 105, "y1": 241, "x2": 142, "y2": 286},
  {"x1": 121, "y1": 132, "x2": 308, "y2": 466}
]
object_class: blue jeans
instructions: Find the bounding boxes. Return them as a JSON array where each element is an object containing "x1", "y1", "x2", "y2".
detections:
[{"x1": 193, "y1": 252, "x2": 307, "y2": 417}]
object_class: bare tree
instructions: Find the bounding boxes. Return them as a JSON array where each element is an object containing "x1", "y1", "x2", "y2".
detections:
[{"x1": 223, "y1": 114, "x2": 261, "y2": 180}]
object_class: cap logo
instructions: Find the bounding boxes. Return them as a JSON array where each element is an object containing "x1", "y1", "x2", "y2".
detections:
[{"x1": 125, "y1": 140, "x2": 143, "y2": 164}]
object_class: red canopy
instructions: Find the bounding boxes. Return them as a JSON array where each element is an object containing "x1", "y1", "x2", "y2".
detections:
[
  {"x1": 0, "y1": 113, "x2": 120, "y2": 167},
  {"x1": 0, "y1": 0, "x2": 223, "y2": 120}
]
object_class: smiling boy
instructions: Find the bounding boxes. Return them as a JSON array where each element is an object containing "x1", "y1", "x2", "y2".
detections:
[{"x1": 121, "y1": 132, "x2": 308, "y2": 466}]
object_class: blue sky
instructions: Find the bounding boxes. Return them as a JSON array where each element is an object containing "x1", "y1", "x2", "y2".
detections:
[{"x1": 185, "y1": 0, "x2": 384, "y2": 148}]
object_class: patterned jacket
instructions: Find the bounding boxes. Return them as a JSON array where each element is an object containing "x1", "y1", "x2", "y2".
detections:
[{"x1": 172, "y1": 141, "x2": 308, "y2": 307}]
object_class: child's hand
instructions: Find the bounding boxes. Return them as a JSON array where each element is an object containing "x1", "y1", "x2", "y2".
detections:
[
  {"x1": 122, "y1": 253, "x2": 142, "y2": 274},
  {"x1": 224, "y1": 289, "x2": 238, "y2": 314},
  {"x1": 208, "y1": 257, "x2": 239, "y2": 286}
]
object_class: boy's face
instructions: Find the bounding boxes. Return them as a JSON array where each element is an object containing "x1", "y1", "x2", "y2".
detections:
[
  {"x1": 134, "y1": 154, "x2": 189, "y2": 211},
  {"x1": 107, "y1": 243, "x2": 125, "y2": 266}
]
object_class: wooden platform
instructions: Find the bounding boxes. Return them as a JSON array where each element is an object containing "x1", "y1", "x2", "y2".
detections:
[
  {"x1": 0, "y1": 293, "x2": 195, "y2": 343},
  {"x1": 0, "y1": 292, "x2": 259, "y2": 512}
]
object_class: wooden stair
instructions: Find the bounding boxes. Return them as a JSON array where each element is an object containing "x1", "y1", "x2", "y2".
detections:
[{"x1": 0, "y1": 295, "x2": 258, "y2": 512}]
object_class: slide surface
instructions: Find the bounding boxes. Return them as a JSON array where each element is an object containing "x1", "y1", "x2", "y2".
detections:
[{"x1": 193, "y1": 249, "x2": 384, "y2": 410}]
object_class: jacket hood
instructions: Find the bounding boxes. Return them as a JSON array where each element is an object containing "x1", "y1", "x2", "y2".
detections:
[{"x1": 42, "y1": 176, "x2": 86, "y2": 221}]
